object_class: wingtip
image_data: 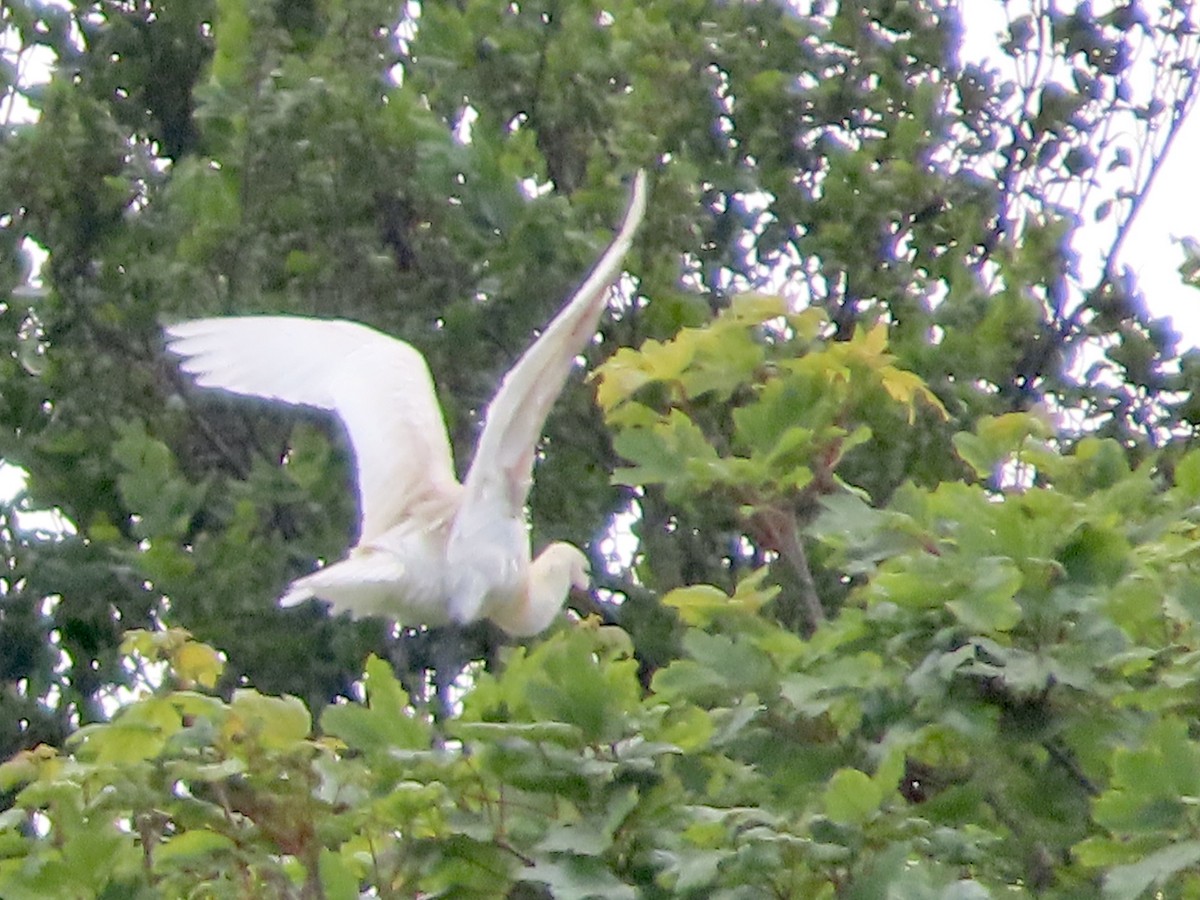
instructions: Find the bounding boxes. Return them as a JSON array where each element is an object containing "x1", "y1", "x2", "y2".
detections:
[
  {"x1": 162, "y1": 317, "x2": 220, "y2": 351},
  {"x1": 279, "y1": 585, "x2": 315, "y2": 607},
  {"x1": 161, "y1": 320, "x2": 188, "y2": 344},
  {"x1": 630, "y1": 167, "x2": 648, "y2": 196},
  {"x1": 623, "y1": 169, "x2": 649, "y2": 236}
]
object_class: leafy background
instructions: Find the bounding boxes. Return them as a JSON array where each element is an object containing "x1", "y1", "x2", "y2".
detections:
[{"x1": 0, "y1": 0, "x2": 1199, "y2": 896}]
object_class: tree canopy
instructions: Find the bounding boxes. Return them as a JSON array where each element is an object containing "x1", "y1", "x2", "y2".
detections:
[{"x1": 0, "y1": 0, "x2": 1199, "y2": 896}]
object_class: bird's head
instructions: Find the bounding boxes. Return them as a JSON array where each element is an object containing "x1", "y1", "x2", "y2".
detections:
[{"x1": 561, "y1": 543, "x2": 592, "y2": 592}]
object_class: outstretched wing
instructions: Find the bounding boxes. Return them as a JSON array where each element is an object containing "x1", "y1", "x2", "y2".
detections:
[
  {"x1": 462, "y1": 170, "x2": 648, "y2": 515},
  {"x1": 165, "y1": 316, "x2": 460, "y2": 544}
]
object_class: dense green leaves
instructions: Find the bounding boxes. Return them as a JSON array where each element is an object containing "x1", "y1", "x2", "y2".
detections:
[
  {"x1": 1, "y1": 0, "x2": 1200, "y2": 896},
  {"x1": 15, "y1": 402, "x2": 1200, "y2": 895},
  {"x1": 13, "y1": 381, "x2": 1200, "y2": 894}
]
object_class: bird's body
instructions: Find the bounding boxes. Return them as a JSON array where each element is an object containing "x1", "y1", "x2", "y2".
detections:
[
  {"x1": 166, "y1": 171, "x2": 646, "y2": 636},
  {"x1": 281, "y1": 492, "x2": 457, "y2": 621}
]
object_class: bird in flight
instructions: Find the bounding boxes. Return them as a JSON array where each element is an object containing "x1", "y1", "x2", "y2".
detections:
[{"x1": 166, "y1": 171, "x2": 647, "y2": 636}]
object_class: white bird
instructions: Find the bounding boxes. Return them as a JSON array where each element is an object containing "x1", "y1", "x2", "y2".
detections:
[{"x1": 165, "y1": 171, "x2": 647, "y2": 637}]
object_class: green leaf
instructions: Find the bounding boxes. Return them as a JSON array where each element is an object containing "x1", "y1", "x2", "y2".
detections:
[
  {"x1": 679, "y1": 324, "x2": 767, "y2": 400},
  {"x1": 720, "y1": 292, "x2": 789, "y2": 324},
  {"x1": 319, "y1": 848, "x2": 359, "y2": 900},
  {"x1": 650, "y1": 659, "x2": 730, "y2": 705},
  {"x1": 210, "y1": 0, "x2": 252, "y2": 86},
  {"x1": 228, "y1": 690, "x2": 311, "y2": 750},
  {"x1": 173, "y1": 641, "x2": 225, "y2": 689},
  {"x1": 952, "y1": 431, "x2": 997, "y2": 480},
  {"x1": 952, "y1": 413, "x2": 1053, "y2": 480},
  {"x1": 594, "y1": 335, "x2": 696, "y2": 411},
  {"x1": 945, "y1": 556, "x2": 1022, "y2": 632},
  {"x1": 724, "y1": 566, "x2": 782, "y2": 619},
  {"x1": 665, "y1": 848, "x2": 726, "y2": 892},
  {"x1": 592, "y1": 347, "x2": 655, "y2": 412},
  {"x1": 1094, "y1": 718, "x2": 1200, "y2": 832},
  {"x1": 453, "y1": 721, "x2": 584, "y2": 747},
  {"x1": 321, "y1": 702, "x2": 424, "y2": 754},
  {"x1": 823, "y1": 768, "x2": 883, "y2": 825},
  {"x1": 0, "y1": 745, "x2": 60, "y2": 791},
  {"x1": 611, "y1": 410, "x2": 719, "y2": 490},
  {"x1": 661, "y1": 583, "x2": 733, "y2": 626},
  {"x1": 879, "y1": 364, "x2": 947, "y2": 420},
  {"x1": 61, "y1": 827, "x2": 128, "y2": 886},
  {"x1": 362, "y1": 654, "x2": 415, "y2": 717},
  {"x1": 71, "y1": 696, "x2": 182, "y2": 765},
  {"x1": 522, "y1": 855, "x2": 637, "y2": 900},
  {"x1": 1060, "y1": 523, "x2": 1131, "y2": 586},
  {"x1": 733, "y1": 375, "x2": 826, "y2": 458},
  {"x1": 1172, "y1": 449, "x2": 1200, "y2": 500},
  {"x1": 1102, "y1": 840, "x2": 1200, "y2": 900},
  {"x1": 780, "y1": 653, "x2": 883, "y2": 720},
  {"x1": 154, "y1": 830, "x2": 236, "y2": 866},
  {"x1": 522, "y1": 644, "x2": 643, "y2": 745},
  {"x1": 538, "y1": 822, "x2": 611, "y2": 856},
  {"x1": 680, "y1": 630, "x2": 774, "y2": 694},
  {"x1": 655, "y1": 704, "x2": 713, "y2": 752}
]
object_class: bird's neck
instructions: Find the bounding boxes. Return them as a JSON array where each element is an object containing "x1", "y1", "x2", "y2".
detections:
[{"x1": 488, "y1": 554, "x2": 571, "y2": 637}]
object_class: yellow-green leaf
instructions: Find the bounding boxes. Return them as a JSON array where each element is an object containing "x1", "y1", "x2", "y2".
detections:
[
  {"x1": 824, "y1": 768, "x2": 883, "y2": 825},
  {"x1": 174, "y1": 641, "x2": 224, "y2": 689}
]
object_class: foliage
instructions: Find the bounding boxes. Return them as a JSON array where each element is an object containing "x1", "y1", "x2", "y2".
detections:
[
  {"x1": 10, "y1": 399, "x2": 1200, "y2": 896},
  {"x1": 593, "y1": 294, "x2": 947, "y2": 632},
  {"x1": 0, "y1": 0, "x2": 1199, "y2": 896}
]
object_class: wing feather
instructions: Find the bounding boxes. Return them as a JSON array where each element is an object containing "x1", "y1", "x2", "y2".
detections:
[
  {"x1": 165, "y1": 316, "x2": 459, "y2": 543},
  {"x1": 462, "y1": 170, "x2": 648, "y2": 514}
]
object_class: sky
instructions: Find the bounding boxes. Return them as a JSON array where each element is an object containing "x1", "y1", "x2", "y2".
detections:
[
  {"x1": 959, "y1": 3, "x2": 1200, "y2": 344},
  {"x1": 1120, "y1": 120, "x2": 1200, "y2": 339}
]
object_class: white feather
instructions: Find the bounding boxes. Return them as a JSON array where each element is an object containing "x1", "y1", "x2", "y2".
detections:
[{"x1": 166, "y1": 171, "x2": 648, "y2": 635}]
